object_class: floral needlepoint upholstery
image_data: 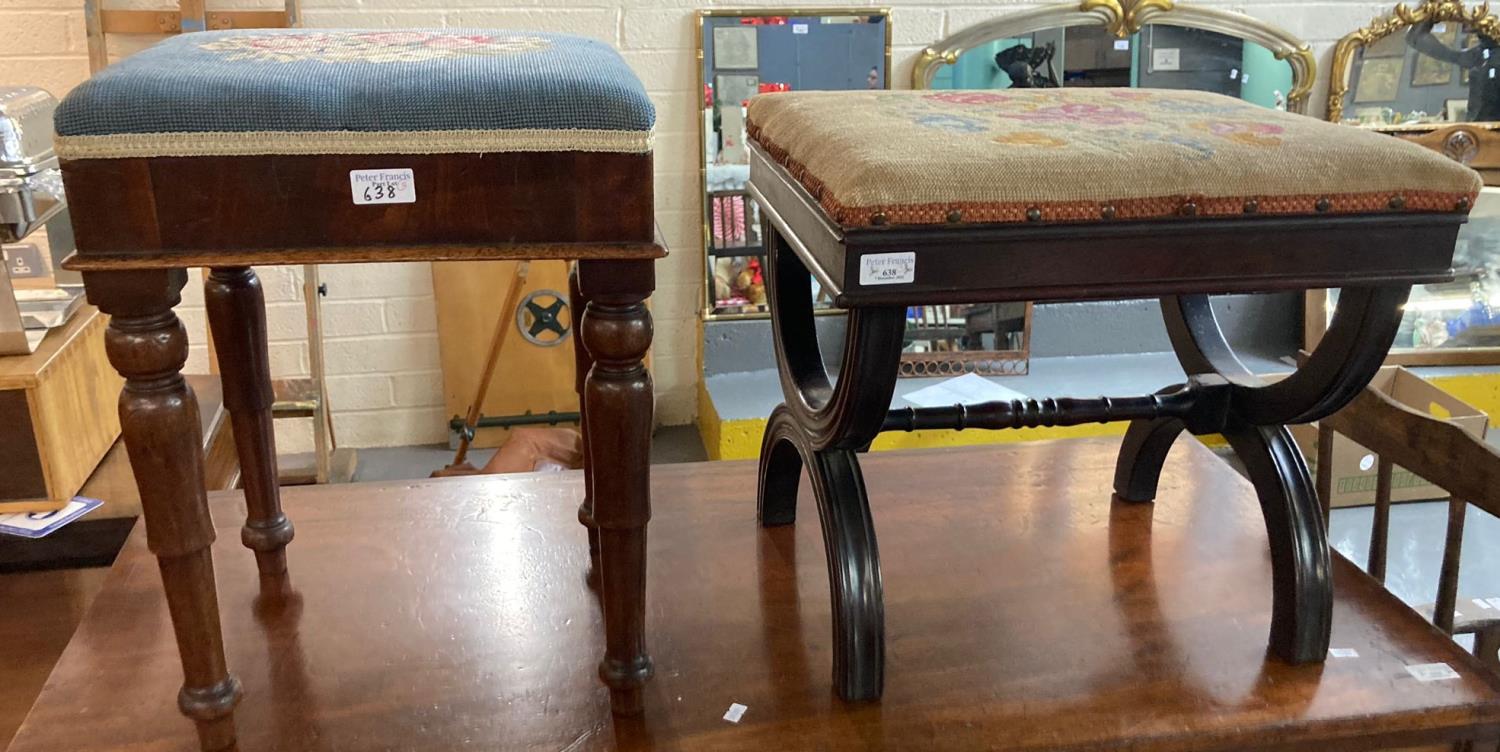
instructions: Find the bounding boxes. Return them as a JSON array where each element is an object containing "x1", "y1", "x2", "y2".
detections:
[
  {"x1": 52, "y1": 29, "x2": 654, "y2": 159},
  {"x1": 745, "y1": 89, "x2": 1481, "y2": 228}
]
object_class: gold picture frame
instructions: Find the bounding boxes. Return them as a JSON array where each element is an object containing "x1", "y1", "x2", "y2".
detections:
[
  {"x1": 1355, "y1": 56, "x2": 1404, "y2": 101},
  {"x1": 911, "y1": 0, "x2": 1317, "y2": 113},
  {"x1": 1411, "y1": 23, "x2": 1459, "y2": 85},
  {"x1": 1318, "y1": 0, "x2": 1500, "y2": 366},
  {"x1": 1326, "y1": 0, "x2": 1500, "y2": 122}
]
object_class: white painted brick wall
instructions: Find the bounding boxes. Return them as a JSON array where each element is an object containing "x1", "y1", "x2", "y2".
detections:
[{"x1": 1, "y1": 0, "x2": 1402, "y2": 446}]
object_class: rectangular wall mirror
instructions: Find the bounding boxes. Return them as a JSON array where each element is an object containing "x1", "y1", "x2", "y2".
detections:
[{"x1": 697, "y1": 9, "x2": 890, "y2": 320}]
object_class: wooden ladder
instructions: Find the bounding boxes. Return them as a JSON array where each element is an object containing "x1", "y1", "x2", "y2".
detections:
[{"x1": 82, "y1": 0, "x2": 352, "y2": 485}]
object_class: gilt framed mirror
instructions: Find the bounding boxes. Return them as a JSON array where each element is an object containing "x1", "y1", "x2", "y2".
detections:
[
  {"x1": 697, "y1": 8, "x2": 891, "y2": 321},
  {"x1": 1314, "y1": 0, "x2": 1500, "y2": 364},
  {"x1": 909, "y1": 0, "x2": 1315, "y2": 376}
]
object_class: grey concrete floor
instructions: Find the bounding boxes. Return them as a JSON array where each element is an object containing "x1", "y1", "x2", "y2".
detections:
[{"x1": 1330, "y1": 502, "x2": 1500, "y2": 617}]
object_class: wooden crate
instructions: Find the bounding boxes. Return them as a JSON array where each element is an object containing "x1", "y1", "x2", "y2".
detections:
[{"x1": 0, "y1": 307, "x2": 122, "y2": 513}]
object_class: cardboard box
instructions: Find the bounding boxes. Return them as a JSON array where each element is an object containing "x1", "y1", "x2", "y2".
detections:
[{"x1": 1290, "y1": 367, "x2": 1489, "y2": 508}]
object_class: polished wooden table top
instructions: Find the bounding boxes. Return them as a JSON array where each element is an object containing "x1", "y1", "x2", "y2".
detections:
[{"x1": 11, "y1": 439, "x2": 1500, "y2": 751}]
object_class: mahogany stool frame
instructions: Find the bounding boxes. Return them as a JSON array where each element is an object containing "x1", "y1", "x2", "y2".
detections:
[
  {"x1": 746, "y1": 141, "x2": 1467, "y2": 701},
  {"x1": 61, "y1": 149, "x2": 662, "y2": 750}
]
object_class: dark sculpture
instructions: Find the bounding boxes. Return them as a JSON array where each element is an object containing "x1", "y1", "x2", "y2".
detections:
[
  {"x1": 1407, "y1": 19, "x2": 1500, "y2": 121},
  {"x1": 995, "y1": 42, "x2": 1060, "y2": 88}
]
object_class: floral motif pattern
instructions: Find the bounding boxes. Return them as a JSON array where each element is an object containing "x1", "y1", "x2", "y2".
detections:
[
  {"x1": 914, "y1": 113, "x2": 989, "y2": 134},
  {"x1": 198, "y1": 31, "x2": 552, "y2": 64},
  {"x1": 893, "y1": 88, "x2": 1281, "y2": 160},
  {"x1": 994, "y1": 102, "x2": 1147, "y2": 126},
  {"x1": 1189, "y1": 120, "x2": 1286, "y2": 147},
  {"x1": 744, "y1": 86, "x2": 1482, "y2": 230},
  {"x1": 993, "y1": 131, "x2": 1069, "y2": 148}
]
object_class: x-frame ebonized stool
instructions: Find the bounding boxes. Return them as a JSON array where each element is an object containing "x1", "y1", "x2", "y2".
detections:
[
  {"x1": 745, "y1": 88, "x2": 1480, "y2": 701},
  {"x1": 53, "y1": 28, "x2": 661, "y2": 751}
]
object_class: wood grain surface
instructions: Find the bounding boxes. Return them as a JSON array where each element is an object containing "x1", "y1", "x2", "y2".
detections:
[
  {"x1": 59, "y1": 152, "x2": 659, "y2": 268},
  {"x1": 10, "y1": 439, "x2": 1500, "y2": 752}
]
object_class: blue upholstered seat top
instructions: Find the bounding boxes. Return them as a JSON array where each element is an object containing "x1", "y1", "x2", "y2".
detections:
[{"x1": 53, "y1": 29, "x2": 654, "y2": 158}]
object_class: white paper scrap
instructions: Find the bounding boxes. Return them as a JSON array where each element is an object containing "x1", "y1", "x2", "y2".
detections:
[
  {"x1": 1405, "y1": 662, "x2": 1460, "y2": 682},
  {"x1": 723, "y1": 703, "x2": 748, "y2": 723},
  {"x1": 1328, "y1": 648, "x2": 1359, "y2": 659},
  {"x1": 903, "y1": 373, "x2": 1029, "y2": 409}
]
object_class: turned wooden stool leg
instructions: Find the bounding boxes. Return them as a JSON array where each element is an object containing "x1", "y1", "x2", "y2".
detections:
[
  {"x1": 569, "y1": 266, "x2": 599, "y2": 573},
  {"x1": 84, "y1": 269, "x2": 241, "y2": 752},
  {"x1": 579, "y1": 259, "x2": 654, "y2": 715},
  {"x1": 206, "y1": 267, "x2": 294, "y2": 583}
]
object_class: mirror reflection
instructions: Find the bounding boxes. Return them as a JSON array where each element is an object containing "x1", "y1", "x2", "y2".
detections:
[
  {"x1": 900, "y1": 303, "x2": 1030, "y2": 377},
  {"x1": 932, "y1": 24, "x2": 1295, "y2": 110},
  {"x1": 1328, "y1": 188, "x2": 1500, "y2": 349},
  {"x1": 1343, "y1": 21, "x2": 1500, "y2": 126},
  {"x1": 700, "y1": 12, "x2": 888, "y2": 317}
]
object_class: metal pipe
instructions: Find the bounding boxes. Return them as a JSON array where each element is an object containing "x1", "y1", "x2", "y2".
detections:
[{"x1": 450, "y1": 410, "x2": 581, "y2": 438}]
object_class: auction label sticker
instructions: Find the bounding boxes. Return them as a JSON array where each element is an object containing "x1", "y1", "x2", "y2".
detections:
[
  {"x1": 350, "y1": 168, "x2": 415, "y2": 205},
  {"x1": 1405, "y1": 662, "x2": 1460, "y2": 682},
  {"x1": 859, "y1": 251, "x2": 916, "y2": 285}
]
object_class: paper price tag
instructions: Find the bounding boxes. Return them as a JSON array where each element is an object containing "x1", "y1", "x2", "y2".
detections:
[
  {"x1": 1328, "y1": 648, "x2": 1359, "y2": 659},
  {"x1": 723, "y1": 703, "x2": 747, "y2": 723},
  {"x1": 859, "y1": 251, "x2": 916, "y2": 286},
  {"x1": 350, "y1": 168, "x2": 415, "y2": 205},
  {"x1": 1405, "y1": 662, "x2": 1460, "y2": 682}
]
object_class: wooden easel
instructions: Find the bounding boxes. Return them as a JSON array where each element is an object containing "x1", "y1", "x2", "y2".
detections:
[{"x1": 81, "y1": 0, "x2": 351, "y2": 485}]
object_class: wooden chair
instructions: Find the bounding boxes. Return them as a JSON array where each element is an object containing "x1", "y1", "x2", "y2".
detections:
[
  {"x1": 53, "y1": 28, "x2": 661, "y2": 751},
  {"x1": 1318, "y1": 374, "x2": 1500, "y2": 669},
  {"x1": 746, "y1": 87, "x2": 1480, "y2": 701}
]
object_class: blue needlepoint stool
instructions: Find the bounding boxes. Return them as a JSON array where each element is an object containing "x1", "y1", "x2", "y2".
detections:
[{"x1": 53, "y1": 28, "x2": 663, "y2": 752}]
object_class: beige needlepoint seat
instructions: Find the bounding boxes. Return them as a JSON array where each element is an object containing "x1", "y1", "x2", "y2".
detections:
[{"x1": 745, "y1": 88, "x2": 1480, "y2": 228}]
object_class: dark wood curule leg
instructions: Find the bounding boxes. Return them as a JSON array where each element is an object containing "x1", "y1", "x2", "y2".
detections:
[
  {"x1": 759, "y1": 222, "x2": 903, "y2": 700},
  {"x1": 757, "y1": 409, "x2": 803, "y2": 527},
  {"x1": 760, "y1": 406, "x2": 884, "y2": 699},
  {"x1": 1113, "y1": 416, "x2": 1185, "y2": 503},
  {"x1": 578, "y1": 259, "x2": 654, "y2": 716},
  {"x1": 1140, "y1": 287, "x2": 1408, "y2": 665},
  {"x1": 205, "y1": 267, "x2": 294, "y2": 584},
  {"x1": 569, "y1": 265, "x2": 599, "y2": 572},
  {"x1": 1222, "y1": 423, "x2": 1331, "y2": 663},
  {"x1": 84, "y1": 269, "x2": 241, "y2": 751}
]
